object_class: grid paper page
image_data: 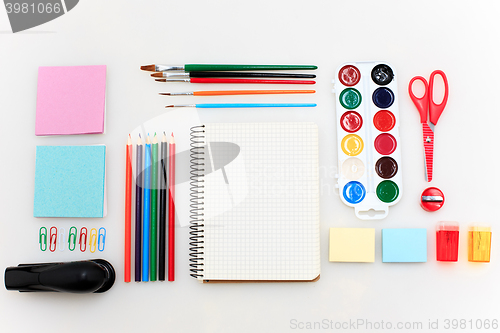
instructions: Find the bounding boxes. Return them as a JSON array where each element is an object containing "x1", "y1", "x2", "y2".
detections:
[{"x1": 201, "y1": 123, "x2": 320, "y2": 281}]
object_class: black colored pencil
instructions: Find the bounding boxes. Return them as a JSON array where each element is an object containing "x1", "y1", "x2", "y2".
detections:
[
  {"x1": 135, "y1": 135, "x2": 143, "y2": 282},
  {"x1": 158, "y1": 133, "x2": 168, "y2": 281}
]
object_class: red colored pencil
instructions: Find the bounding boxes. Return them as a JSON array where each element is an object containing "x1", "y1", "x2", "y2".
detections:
[
  {"x1": 155, "y1": 78, "x2": 315, "y2": 84},
  {"x1": 125, "y1": 135, "x2": 132, "y2": 282},
  {"x1": 168, "y1": 133, "x2": 176, "y2": 281}
]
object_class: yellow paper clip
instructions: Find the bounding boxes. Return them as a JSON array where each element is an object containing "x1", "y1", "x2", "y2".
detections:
[
  {"x1": 49, "y1": 226, "x2": 57, "y2": 252},
  {"x1": 89, "y1": 228, "x2": 98, "y2": 253},
  {"x1": 79, "y1": 227, "x2": 87, "y2": 252},
  {"x1": 68, "y1": 226, "x2": 77, "y2": 251},
  {"x1": 98, "y1": 227, "x2": 106, "y2": 252},
  {"x1": 39, "y1": 227, "x2": 47, "y2": 251}
]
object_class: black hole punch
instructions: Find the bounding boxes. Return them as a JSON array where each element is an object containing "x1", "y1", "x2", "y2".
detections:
[{"x1": 5, "y1": 259, "x2": 115, "y2": 293}]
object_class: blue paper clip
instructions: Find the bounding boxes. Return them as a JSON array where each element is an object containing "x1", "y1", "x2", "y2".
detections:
[
  {"x1": 89, "y1": 228, "x2": 98, "y2": 253},
  {"x1": 98, "y1": 227, "x2": 106, "y2": 251},
  {"x1": 68, "y1": 226, "x2": 77, "y2": 251},
  {"x1": 39, "y1": 227, "x2": 47, "y2": 251},
  {"x1": 49, "y1": 227, "x2": 57, "y2": 252}
]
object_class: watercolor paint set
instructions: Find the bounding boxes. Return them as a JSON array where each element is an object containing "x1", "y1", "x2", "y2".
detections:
[{"x1": 333, "y1": 61, "x2": 402, "y2": 219}]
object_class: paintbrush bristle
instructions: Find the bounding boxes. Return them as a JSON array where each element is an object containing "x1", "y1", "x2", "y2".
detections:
[
  {"x1": 140, "y1": 65, "x2": 156, "y2": 71},
  {"x1": 155, "y1": 79, "x2": 167, "y2": 82},
  {"x1": 151, "y1": 73, "x2": 163, "y2": 78},
  {"x1": 165, "y1": 105, "x2": 174, "y2": 108},
  {"x1": 159, "y1": 93, "x2": 171, "y2": 95}
]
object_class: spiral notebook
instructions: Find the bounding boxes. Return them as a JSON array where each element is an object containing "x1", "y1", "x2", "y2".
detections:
[{"x1": 189, "y1": 122, "x2": 320, "y2": 282}]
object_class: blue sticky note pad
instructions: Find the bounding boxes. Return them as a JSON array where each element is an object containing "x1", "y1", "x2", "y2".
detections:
[
  {"x1": 382, "y1": 228, "x2": 427, "y2": 262},
  {"x1": 34, "y1": 145, "x2": 106, "y2": 218}
]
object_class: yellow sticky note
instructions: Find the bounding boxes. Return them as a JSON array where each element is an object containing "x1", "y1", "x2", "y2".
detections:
[{"x1": 329, "y1": 228, "x2": 375, "y2": 262}]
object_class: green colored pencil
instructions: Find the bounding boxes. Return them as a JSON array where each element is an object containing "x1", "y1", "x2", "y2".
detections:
[{"x1": 150, "y1": 134, "x2": 158, "y2": 281}]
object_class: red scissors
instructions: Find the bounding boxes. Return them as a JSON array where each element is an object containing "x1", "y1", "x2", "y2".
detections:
[{"x1": 408, "y1": 70, "x2": 449, "y2": 182}]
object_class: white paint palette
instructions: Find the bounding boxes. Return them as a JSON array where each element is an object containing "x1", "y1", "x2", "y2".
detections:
[{"x1": 333, "y1": 61, "x2": 403, "y2": 220}]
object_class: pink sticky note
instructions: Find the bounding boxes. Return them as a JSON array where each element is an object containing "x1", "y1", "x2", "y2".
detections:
[{"x1": 35, "y1": 65, "x2": 106, "y2": 136}]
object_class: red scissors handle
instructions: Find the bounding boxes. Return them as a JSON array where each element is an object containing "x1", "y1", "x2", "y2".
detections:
[
  {"x1": 408, "y1": 76, "x2": 429, "y2": 124},
  {"x1": 428, "y1": 70, "x2": 448, "y2": 126}
]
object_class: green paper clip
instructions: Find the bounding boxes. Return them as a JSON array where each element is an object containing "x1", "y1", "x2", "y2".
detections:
[
  {"x1": 68, "y1": 226, "x2": 77, "y2": 251},
  {"x1": 39, "y1": 227, "x2": 47, "y2": 251}
]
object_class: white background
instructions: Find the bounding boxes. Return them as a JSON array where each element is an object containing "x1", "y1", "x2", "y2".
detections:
[{"x1": 1, "y1": 1, "x2": 500, "y2": 332}]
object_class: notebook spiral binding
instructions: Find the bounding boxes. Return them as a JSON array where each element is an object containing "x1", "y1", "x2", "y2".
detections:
[{"x1": 189, "y1": 125, "x2": 205, "y2": 278}]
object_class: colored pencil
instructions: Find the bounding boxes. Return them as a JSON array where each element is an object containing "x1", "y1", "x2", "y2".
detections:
[
  {"x1": 125, "y1": 134, "x2": 132, "y2": 283},
  {"x1": 151, "y1": 72, "x2": 316, "y2": 79},
  {"x1": 159, "y1": 133, "x2": 168, "y2": 281},
  {"x1": 159, "y1": 90, "x2": 316, "y2": 96},
  {"x1": 142, "y1": 134, "x2": 151, "y2": 282},
  {"x1": 168, "y1": 133, "x2": 176, "y2": 281},
  {"x1": 150, "y1": 134, "x2": 158, "y2": 281},
  {"x1": 165, "y1": 103, "x2": 317, "y2": 109},
  {"x1": 155, "y1": 78, "x2": 315, "y2": 84},
  {"x1": 141, "y1": 64, "x2": 318, "y2": 72},
  {"x1": 134, "y1": 135, "x2": 143, "y2": 282}
]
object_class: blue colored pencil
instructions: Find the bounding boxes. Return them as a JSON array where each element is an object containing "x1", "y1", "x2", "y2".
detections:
[
  {"x1": 165, "y1": 103, "x2": 317, "y2": 108},
  {"x1": 142, "y1": 134, "x2": 152, "y2": 281}
]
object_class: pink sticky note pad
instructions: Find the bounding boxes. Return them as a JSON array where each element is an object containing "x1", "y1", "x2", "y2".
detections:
[{"x1": 35, "y1": 65, "x2": 106, "y2": 136}]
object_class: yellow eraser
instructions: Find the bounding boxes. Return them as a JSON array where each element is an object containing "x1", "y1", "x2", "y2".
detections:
[{"x1": 329, "y1": 228, "x2": 375, "y2": 262}]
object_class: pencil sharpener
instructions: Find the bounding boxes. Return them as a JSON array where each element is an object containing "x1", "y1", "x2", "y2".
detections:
[
  {"x1": 468, "y1": 224, "x2": 492, "y2": 263},
  {"x1": 421, "y1": 187, "x2": 444, "y2": 212},
  {"x1": 436, "y1": 221, "x2": 459, "y2": 262}
]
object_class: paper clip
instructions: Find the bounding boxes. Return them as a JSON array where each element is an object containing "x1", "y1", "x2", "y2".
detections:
[
  {"x1": 98, "y1": 227, "x2": 106, "y2": 252},
  {"x1": 79, "y1": 227, "x2": 88, "y2": 252},
  {"x1": 49, "y1": 226, "x2": 57, "y2": 252},
  {"x1": 39, "y1": 227, "x2": 47, "y2": 251},
  {"x1": 89, "y1": 228, "x2": 98, "y2": 253},
  {"x1": 68, "y1": 226, "x2": 77, "y2": 251},
  {"x1": 58, "y1": 227, "x2": 66, "y2": 252}
]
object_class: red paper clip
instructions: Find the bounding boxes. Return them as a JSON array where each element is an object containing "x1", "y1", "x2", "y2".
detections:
[
  {"x1": 79, "y1": 227, "x2": 88, "y2": 252},
  {"x1": 49, "y1": 227, "x2": 57, "y2": 252}
]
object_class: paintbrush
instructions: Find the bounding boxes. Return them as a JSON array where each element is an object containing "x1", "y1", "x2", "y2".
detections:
[
  {"x1": 141, "y1": 64, "x2": 318, "y2": 72},
  {"x1": 159, "y1": 90, "x2": 316, "y2": 96},
  {"x1": 151, "y1": 72, "x2": 316, "y2": 79},
  {"x1": 165, "y1": 103, "x2": 317, "y2": 108},
  {"x1": 155, "y1": 78, "x2": 315, "y2": 84}
]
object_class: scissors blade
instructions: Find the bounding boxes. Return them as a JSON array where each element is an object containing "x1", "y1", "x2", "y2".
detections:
[{"x1": 422, "y1": 122, "x2": 435, "y2": 182}]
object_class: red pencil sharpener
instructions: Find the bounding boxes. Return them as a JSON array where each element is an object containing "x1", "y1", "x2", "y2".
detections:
[
  {"x1": 421, "y1": 187, "x2": 444, "y2": 212},
  {"x1": 436, "y1": 221, "x2": 459, "y2": 262}
]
